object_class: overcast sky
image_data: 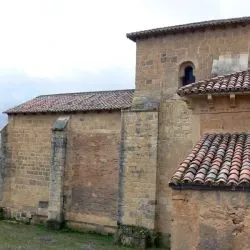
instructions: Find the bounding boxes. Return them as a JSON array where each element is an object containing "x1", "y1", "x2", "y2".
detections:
[{"x1": 0, "y1": 0, "x2": 250, "y2": 128}]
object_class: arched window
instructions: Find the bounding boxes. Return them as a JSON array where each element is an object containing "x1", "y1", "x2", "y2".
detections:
[
  {"x1": 183, "y1": 66, "x2": 195, "y2": 85},
  {"x1": 179, "y1": 62, "x2": 196, "y2": 86}
]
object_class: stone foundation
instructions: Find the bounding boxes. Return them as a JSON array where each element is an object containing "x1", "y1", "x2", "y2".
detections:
[{"x1": 114, "y1": 224, "x2": 167, "y2": 249}]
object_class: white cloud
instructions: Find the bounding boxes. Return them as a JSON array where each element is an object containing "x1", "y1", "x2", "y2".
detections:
[
  {"x1": 0, "y1": 0, "x2": 248, "y2": 78},
  {"x1": 0, "y1": 0, "x2": 140, "y2": 77}
]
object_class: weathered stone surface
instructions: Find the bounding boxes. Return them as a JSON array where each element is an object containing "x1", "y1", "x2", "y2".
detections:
[
  {"x1": 211, "y1": 53, "x2": 248, "y2": 76},
  {"x1": 1, "y1": 112, "x2": 121, "y2": 233},
  {"x1": 0, "y1": 126, "x2": 8, "y2": 201},
  {"x1": 114, "y1": 224, "x2": 162, "y2": 249},
  {"x1": 119, "y1": 110, "x2": 158, "y2": 230},
  {"x1": 48, "y1": 116, "x2": 69, "y2": 222},
  {"x1": 172, "y1": 190, "x2": 250, "y2": 250},
  {"x1": 3, "y1": 19, "x2": 250, "y2": 248},
  {"x1": 64, "y1": 112, "x2": 121, "y2": 232},
  {"x1": 170, "y1": 90, "x2": 250, "y2": 249},
  {"x1": 0, "y1": 115, "x2": 56, "y2": 216},
  {"x1": 191, "y1": 95, "x2": 250, "y2": 136},
  {"x1": 133, "y1": 23, "x2": 250, "y2": 238}
]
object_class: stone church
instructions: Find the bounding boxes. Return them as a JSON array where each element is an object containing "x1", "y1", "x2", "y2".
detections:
[{"x1": 1, "y1": 16, "x2": 250, "y2": 249}]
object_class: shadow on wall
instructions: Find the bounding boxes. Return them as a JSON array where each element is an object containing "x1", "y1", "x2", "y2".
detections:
[{"x1": 0, "y1": 126, "x2": 7, "y2": 201}]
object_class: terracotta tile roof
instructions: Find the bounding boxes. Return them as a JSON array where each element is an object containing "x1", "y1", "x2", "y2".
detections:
[
  {"x1": 127, "y1": 16, "x2": 250, "y2": 42},
  {"x1": 5, "y1": 89, "x2": 135, "y2": 114},
  {"x1": 170, "y1": 133, "x2": 250, "y2": 189},
  {"x1": 177, "y1": 70, "x2": 250, "y2": 97}
]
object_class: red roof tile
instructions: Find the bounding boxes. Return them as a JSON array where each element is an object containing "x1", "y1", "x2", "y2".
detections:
[
  {"x1": 170, "y1": 133, "x2": 250, "y2": 189},
  {"x1": 127, "y1": 16, "x2": 250, "y2": 42},
  {"x1": 177, "y1": 70, "x2": 250, "y2": 97},
  {"x1": 5, "y1": 89, "x2": 134, "y2": 114}
]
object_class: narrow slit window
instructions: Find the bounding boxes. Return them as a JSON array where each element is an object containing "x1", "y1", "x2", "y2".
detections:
[{"x1": 182, "y1": 66, "x2": 195, "y2": 86}]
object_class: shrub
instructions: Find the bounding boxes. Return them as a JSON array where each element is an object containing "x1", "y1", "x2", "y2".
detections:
[{"x1": 46, "y1": 219, "x2": 64, "y2": 230}]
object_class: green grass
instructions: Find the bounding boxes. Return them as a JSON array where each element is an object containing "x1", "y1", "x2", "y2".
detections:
[{"x1": 0, "y1": 221, "x2": 166, "y2": 250}]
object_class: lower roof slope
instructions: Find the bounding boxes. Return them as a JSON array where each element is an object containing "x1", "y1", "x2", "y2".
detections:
[
  {"x1": 170, "y1": 133, "x2": 250, "y2": 190},
  {"x1": 177, "y1": 70, "x2": 250, "y2": 96},
  {"x1": 5, "y1": 89, "x2": 135, "y2": 114}
]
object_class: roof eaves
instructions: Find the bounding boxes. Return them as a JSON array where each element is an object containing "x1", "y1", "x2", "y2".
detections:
[
  {"x1": 178, "y1": 91, "x2": 250, "y2": 98},
  {"x1": 177, "y1": 70, "x2": 250, "y2": 97},
  {"x1": 5, "y1": 107, "x2": 127, "y2": 115},
  {"x1": 169, "y1": 183, "x2": 250, "y2": 191},
  {"x1": 127, "y1": 16, "x2": 250, "y2": 42}
]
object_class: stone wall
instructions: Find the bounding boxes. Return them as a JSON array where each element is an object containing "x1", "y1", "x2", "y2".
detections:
[
  {"x1": 48, "y1": 116, "x2": 69, "y2": 224},
  {"x1": 0, "y1": 126, "x2": 8, "y2": 200},
  {"x1": 190, "y1": 95, "x2": 250, "y2": 139},
  {"x1": 64, "y1": 112, "x2": 121, "y2": 233},
  {"x1": 133, "y1": 23, "x2": 250, "y2": 235},
  {"x1": 172, "y1": 189, "x2": 250, "y2": 250},
  {"x1": 0, "y1": 112, "x2": 121, "y2": 232},
  {"x1": 0, "y1": 115, "x2": 57, "y2": 216},
  {"x1": 135, "y1": 24, "x2": 250, "y2": 93},
  {"x1": 119, "y1": 110, "x2": 158, "y2": 230},
  {"x1": 169, "y1": 94, "x2": 250, "y2": 249}
]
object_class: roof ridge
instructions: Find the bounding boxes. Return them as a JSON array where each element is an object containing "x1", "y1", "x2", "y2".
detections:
[{"x1": 37, "y1": 88, "x2": 135, "y2": 98}]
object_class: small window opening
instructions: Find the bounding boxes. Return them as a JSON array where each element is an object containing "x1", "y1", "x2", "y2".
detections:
[{"x1": 182, "y1": 66, "x2": 195, "y2": 86}]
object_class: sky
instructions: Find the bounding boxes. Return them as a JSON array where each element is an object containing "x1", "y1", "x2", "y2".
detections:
[{"x1": 0, "y1": 0, "x2": 250, "y2": 128}]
